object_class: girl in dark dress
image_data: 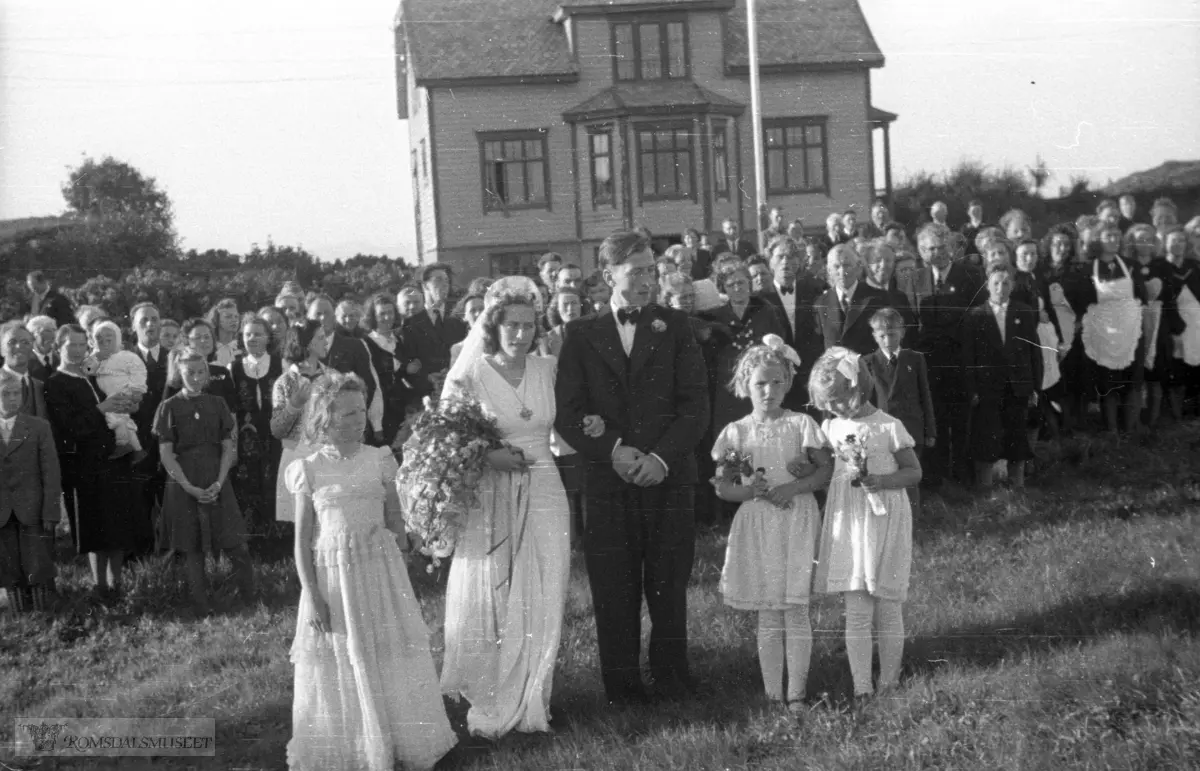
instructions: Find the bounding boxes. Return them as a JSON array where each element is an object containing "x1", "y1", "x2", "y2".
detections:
[
  {"x1": 156, "y1": 351, "x2": 253, "y2": 614},
  {"x1": 164, "y1": 318, "x2": 238, "y2": 415},
  {"x1": 43, "y1": 324, "x2": 142, "y2": 597},
  {"x1": 230, "y1": 316, "x2": 283, "y2": 532}
]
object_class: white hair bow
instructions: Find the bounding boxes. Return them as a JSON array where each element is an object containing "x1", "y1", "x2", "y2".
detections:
[
  {"x1": 762, "y1": 333, "x2": 802, "y2": 369},
  {"x1": 834, "y1": 350, "x2": 861, "y2": 386}
]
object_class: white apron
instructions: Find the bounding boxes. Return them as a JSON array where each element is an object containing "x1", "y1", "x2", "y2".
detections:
[
  {"x1": 1038, "y1": 321, "x2": 1061, "y2": 389},
  {"x1": 1176, "y1": 283, "x2": 1200, "y2": 367},
  {"x1": 1081, "y1": 257, "x2": 1142, "y2": 371},
  {"x1": 1047, "y1": 281, "x2": 1076, "y2": 351}
]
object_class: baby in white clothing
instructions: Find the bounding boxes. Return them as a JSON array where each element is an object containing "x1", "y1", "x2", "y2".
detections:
[{"x1": 85, "y1": 321, "x2": 148, "y2": 458}]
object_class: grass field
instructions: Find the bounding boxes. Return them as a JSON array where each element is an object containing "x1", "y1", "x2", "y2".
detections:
[{"x1": 2, "y1": 424, "x2": 1199, "y2": 770}]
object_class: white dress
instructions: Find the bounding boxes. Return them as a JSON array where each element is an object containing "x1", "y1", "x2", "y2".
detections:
[
  {"x1": 713, "y1": 412, "x2": 825, "y2": 610},
  {"x1": 438, "y1": 355, "x2": 570, "y2": 739},
  {"x1": 813, "y1": 411, "x2": 914, "y2": 603},
  {"x1": 284, "y1": 445, "x2": 456, "y2": 771}
]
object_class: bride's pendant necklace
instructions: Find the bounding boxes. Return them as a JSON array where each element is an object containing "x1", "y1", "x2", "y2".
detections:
[{"x1": 494, "y1": 354, "x2": 533, "y2": 420}]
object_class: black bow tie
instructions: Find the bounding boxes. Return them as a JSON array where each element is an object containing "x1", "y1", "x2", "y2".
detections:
[
  {"x1": 779, "y1": 286, "x2": 794, "y2": 296},
  {"x1": 616, "y1": 307, "x2": 641, "y2": 325}
]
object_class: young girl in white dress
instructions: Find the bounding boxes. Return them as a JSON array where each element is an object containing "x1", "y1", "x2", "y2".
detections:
[
  {"x1": 711, "y1": 337, "x2": 832, "y2": 711},
  {"x1": 809, "y1": 347, "x2": 922, "y2": 701},
  {"x1": 285, "y1": 372, "x2": 456, "y2": 771}
]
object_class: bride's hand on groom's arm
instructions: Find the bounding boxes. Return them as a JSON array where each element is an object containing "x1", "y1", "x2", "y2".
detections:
[{"x1": 581, "y1": 414, "x2": 605, "y2": 438}]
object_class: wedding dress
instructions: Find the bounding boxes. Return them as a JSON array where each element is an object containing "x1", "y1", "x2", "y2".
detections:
[{"x1": 439, "y1": 352, "x2": 571, "y2": 738}]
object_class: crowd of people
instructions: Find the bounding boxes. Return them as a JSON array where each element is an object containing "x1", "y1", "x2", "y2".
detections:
[{"x1": 0, "y1": 193, "x2": 1198, "y2": 769}]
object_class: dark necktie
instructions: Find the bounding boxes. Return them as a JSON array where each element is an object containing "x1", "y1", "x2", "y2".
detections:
[
  {"x1": 21, "y1": 377, "x2": 31, "y2": 413},
  {"x1": 617, "y1": 307, "x2": 641, "y2": 325}
]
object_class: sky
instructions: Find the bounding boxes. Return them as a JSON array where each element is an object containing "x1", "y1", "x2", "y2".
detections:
[{"x1": 1, "y1": 0, "x2": 1198, "y2": 262}]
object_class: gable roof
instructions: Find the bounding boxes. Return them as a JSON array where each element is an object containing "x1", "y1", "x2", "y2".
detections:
[{"x1": 397, "y1": 0, "x2": 882, "y2": 85}]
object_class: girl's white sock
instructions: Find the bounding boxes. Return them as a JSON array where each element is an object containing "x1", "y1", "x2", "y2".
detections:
[
  {"x1": 784, "y1": 606, "x2": 812, "y2": 702},
  {"x1": 757, "y1": 610, "x2": 786, "y2": 701},
  {"x1": 844, "y1": 591, "x2": 876, "y2": 696},
  {"x1": 874, "y1": 598, "x2": 905, "y2": 691}
]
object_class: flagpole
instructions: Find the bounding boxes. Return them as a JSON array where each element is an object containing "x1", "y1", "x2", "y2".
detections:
[{"x1": 747, "y1": 0, "x2": 767, "y2": 253}]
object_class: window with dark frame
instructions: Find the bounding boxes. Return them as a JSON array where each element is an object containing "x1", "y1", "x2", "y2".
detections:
[
  {"x1": 479, "y1": 129, "x2": 550, "y2": 212},
  {"x1": 488, "y1": 252, "x2": 541, "y2": 278},
  {"x1": 712, "y1": 120, "x2": 730, "y2": 200},
  {"x1": 764, "y1": 118, "x2": 828, "y2": 195},
  {"x1": 611, "y1": 19, "x2": 688, "y2": 82},
  {"x1": 588, "y1": 128, "x2": 615, "y2": 208},
  {"x1": 637, "y1": 123, "x2": 693, "y2": 201}
]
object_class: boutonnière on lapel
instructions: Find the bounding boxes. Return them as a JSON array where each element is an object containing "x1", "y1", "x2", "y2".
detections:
[{"x1": 651, "y1": 319, "x2": 667, "y2": 333}]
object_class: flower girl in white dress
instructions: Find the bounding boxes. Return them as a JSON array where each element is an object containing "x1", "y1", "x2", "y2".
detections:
[
  {"x1": 285, "y1": 372, "x2": 455, "y2": 771},
  {"x1": 711, "y1": 337, "x2": 833, "y2": 711}
]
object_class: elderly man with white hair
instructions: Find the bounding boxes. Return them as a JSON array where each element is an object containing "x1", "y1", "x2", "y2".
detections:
[
  {"x1": 24, "y1": 315, "x2": 58, "y2": 381},
  {"x1": 814, "y1": 243, "x2": 887, "y2": 355}
]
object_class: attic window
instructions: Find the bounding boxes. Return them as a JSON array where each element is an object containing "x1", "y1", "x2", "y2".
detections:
[{"x1": 612, "y1": 20, "x2": 688, "y2": 82}]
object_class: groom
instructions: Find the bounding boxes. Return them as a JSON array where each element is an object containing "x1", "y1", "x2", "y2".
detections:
[{"x1": 556, "y1": 230, "x2": 709, "y2": 705}]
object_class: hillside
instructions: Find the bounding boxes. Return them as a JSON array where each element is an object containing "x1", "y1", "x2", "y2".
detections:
[{"x1": 1105, "y1": 160, "x2": 1200, "y2": 194}]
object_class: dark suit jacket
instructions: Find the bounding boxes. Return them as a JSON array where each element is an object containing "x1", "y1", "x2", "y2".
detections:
[
  {"x1": 5, "y1": 370, "x2": 48, "y2": 419},
  {"x1": 128, "y1": 344, "x2": 170, "y2": 463},
  {"x1": 713, "y1": 237, "x2": 757, "y2": 260},
  {"x1": 423, "y1": 308, "x2": 470, "y2": 368},
  {"x1": 759, "y1": 277, "x2": 826, "y2": 409},
  {"x1": 324, "y1": 330, "x2": 377, "y2": 407},
  {"x1": 555, "y1": 303, "x2": 709, "y2": 487},
  {"x1": 961, "y1": 301, "x2": 1043, "y2": 401},
  {"x1": 398, "y1": 315, "x2": 449, "y2": 396},
  {"x1": 692, "y1": 248, "x2": 714, "y2": 281},
  {"x1": 29, "y1": 288, "x2": 76, "y2": 329},
  {"x1": 27, "y1": 353, "x2": 54, "y2": 383},
  {"x1": 867, "y1": 348, "x2": 936, "y2": 446},
  {"x1": 0, "y1": 414, "x2": 62, "y2": 527},
  {"x1": 814, "y1": 283, "x2": 888, "y2": 356},
  {"x1": 912, "y1": 262, "x2": 986, "y2": 398}
]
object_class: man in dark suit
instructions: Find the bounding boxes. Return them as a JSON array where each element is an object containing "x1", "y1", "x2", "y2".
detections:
[
  {"x1": 0, "y1": 323, "x2": 48, "y2": 419},
  {"x1": 713, "y1": 218, "x2": 756, "y2": 260},
  {"x1": 0, "y1": 371, "x2": 62, "y2": 611},
  {"x1": 24, "y1": 316, "x2": 59, "y2": 382},
  {"x1": 25, "y1": 271, "x2": 75, "y2": 329},
  {"x1": 912, "y1": 225, "x2": 986, "y2": 487},
  {"x1": 127, "y1": 302, "x2": 169, "y2": 553},
  {"x1": 308, "y1": 295, "x2": 376, "y2": 409},
  {"x1": 961, "y1": 264, "x2": 1042, "y2": 492},
  {"x1": 683, "y1": 228, "x2": 713, "y2": 281},
  {"x1": 395, "y1": 285, "x2": 443, "y2": 399},
  {"x1": 555, "y1": 230, "x2": 709, "y2": 706},
  {"x1": 421, "y1": 263, "x2": 470, "y2": 368},
  {"x1": 758, "y1": 236, "x2": 825, "y2": 411},
  {"x1": 814, "y1": 244, "x2": 887, "y2": 356}
]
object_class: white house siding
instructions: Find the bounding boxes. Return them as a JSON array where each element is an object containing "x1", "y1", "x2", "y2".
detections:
[{"x1": 407, "y1": 60, "x2": 439, "y2": 260}]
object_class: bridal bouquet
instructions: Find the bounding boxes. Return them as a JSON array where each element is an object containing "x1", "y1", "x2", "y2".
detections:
[
  {"x1": 396, "y1": 395, "x2": 505, "y2": 570},
  {"x1": 833, "y1": 428, "x2": 887, "y2": 516}
]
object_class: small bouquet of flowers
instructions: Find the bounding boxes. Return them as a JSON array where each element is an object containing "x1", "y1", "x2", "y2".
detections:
[
  {"x1": 395, "y1": 395, "x2": 505, "y2": 570},
  {"x1": 712, "y1": 447, "x2": 754, "y2": 487},
  {"x1": 833, "y1": 429, "x2": 887, "y2": 516}
]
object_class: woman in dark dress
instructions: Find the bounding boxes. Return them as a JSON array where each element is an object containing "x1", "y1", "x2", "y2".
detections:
[
  {"x1": 363, "y1": 293, "x2": 407, "y2": 447},
  {"x1": 1081, "y1": 221, "x2": 1147, "y2": 434},
  {"x1": 229, "y1": 316, "x2": 283, "y2": 532},
  {"x1": 164, "y1": 318, "x2": 238, "y2": 414},
  {"x1": 1041, "y1": 224, "x2": 1093, "y2": 433},
  {"x1": 43, "y1": 324, "x2": 143, "y2": 597},
  {"x1": 155, "y1": 351, "x2": 252, "y2": 614}
]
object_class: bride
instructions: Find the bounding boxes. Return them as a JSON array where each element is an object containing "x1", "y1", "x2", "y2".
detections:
[{"x1": 438, "y1": 277, "x2": 599, "y2": 738}]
